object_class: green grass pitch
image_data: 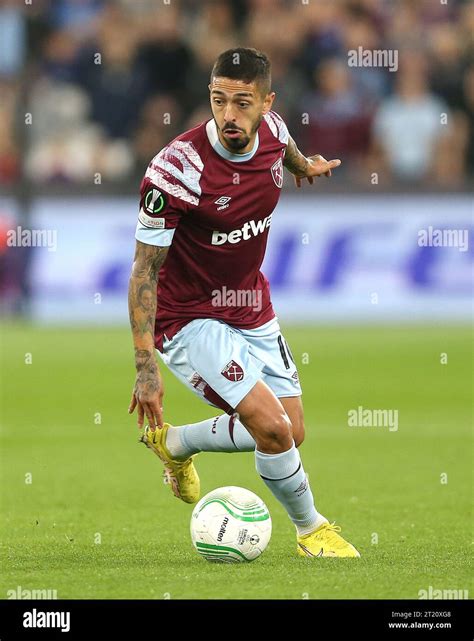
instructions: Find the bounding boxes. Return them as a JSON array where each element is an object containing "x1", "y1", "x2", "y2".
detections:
[{"x1": 0, "y1": 324, "x2": 471, "y2": 599}]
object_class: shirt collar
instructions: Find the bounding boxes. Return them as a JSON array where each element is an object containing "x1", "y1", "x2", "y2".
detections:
[{"x1": 206, "y1": 119, "x2": 259, "y2": 162}]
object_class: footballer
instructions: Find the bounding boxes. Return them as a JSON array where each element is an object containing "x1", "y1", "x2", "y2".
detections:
[{"x1": 128, "y1": 48, "x2": 359, "y2": 558}]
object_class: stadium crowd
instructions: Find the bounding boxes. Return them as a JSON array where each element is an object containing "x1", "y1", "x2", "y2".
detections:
[{"x1": 0, "y1": 0, "x2": 473, "y2": 187}]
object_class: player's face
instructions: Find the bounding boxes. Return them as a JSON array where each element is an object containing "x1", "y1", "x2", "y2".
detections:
[{"x1": 209, "y1": 77, "x2": 275, "y2": 153}]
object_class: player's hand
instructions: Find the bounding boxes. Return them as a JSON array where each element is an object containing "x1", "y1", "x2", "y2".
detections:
[
  {"x1": 128, "y1": 369, "x2": 164, "y2": 431},
  {"x1": 294, "y1": 155, "x2": 342, "y2": 188}
]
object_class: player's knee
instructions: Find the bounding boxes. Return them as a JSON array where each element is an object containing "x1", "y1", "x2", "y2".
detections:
[{"x1": 259, "y1": 413, "x2": 293, "y2": 450}]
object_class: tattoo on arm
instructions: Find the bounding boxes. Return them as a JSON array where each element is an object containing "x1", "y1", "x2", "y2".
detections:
[
  {"x1": 134, "y1": 349, "x2": 158, "y2": 390},
  {"x1": 283, "y1": 136, "x2": 309, "y2": 177},
  {"x1": 128, "y1": 241, "x2": 169, "y2": 368},
  {"x1": 130, "y1": 242, "x2": 169, "y2": 282},
  {"x1": 133, "y1": 348, "x2": 159, "y2": 395}
]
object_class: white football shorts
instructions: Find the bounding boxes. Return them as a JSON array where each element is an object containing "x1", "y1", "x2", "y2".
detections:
[{"x1": 157, "y1": 317, "x2": 302, "y2": 414}]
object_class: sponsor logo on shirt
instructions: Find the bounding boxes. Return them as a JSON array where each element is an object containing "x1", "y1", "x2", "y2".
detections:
[{"x1": 211, "y1": 214, "x2": 273, "y2": 245}]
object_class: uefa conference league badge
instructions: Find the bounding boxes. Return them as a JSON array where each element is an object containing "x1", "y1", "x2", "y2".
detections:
[{"x1": 138, "y1": 188, "x2": 167, "y2": 229}]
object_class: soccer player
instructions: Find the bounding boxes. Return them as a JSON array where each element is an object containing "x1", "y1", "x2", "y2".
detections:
[{"x1": 128, "y1": 48, "x2": 359, "y2": 558}]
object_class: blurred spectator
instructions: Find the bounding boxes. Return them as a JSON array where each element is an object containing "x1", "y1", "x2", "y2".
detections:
[
  {"x1": 0, "y1": 81, "x2": 20, "y2": 184},
  {"x1": 184, "y1": 0, "x2": 240, "y2": 105},
  {"x1": 370, "y1": 52, "x2": 456, "y2": 185},
  {"x1": 77, "y1": 8, "x2": 148, "y2": 140},
  {"x1": 265, "y1": 50, "x2": 306, "y2": 125},
  {"x1": 135, "y1": 4, "x2": 193, "y2": 104},
  {"x1": 47, "y1": 0, "x2": 103, "y2": 31},
  {"x1": 429, "y1": 24, "x2": 466, "y2": 110},
  {"x1": 386, "y1": 1, "x2": 426, "y2": 51},
  {"x1": 295, "y1": 0, "x2": 347, "y2": 84},
  {"x1": 188, "y1": 0, "x2": 237, "y2": 52},
  {"x1": 184, "y1": 104, "x2": 213, "y2": 133},
  {"x1": 245, "y1": 0, "x2": 302, "y2": 61},
  {"x1": 341, "y1": 14, "x2": 390, "y2": 101},
  {"x1": 25, "y1": 80, "x2": 133, "y2": 182},
  {"x1": 298, "y1": 58, "x2": 373, "y2": 165},
  {"x1": 40, "y1": 27, "x2": 83, "y2": 84},
  {"x1": 0, "y1": 2, "x2": 26, "y2": 77},
  {"x1": 133, "y1": 94, "x2": 183, "y2": 176}
]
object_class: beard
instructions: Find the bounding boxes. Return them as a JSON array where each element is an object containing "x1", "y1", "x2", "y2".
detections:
[
  {"x1": 223, "y1": 132, "x2": 251, "y2": 151},
  {"x1": 220, "y1": 115, "x2": 263, "y2": 151}
]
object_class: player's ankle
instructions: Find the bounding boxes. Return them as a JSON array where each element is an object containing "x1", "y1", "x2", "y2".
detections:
[
  {"x1": 296, "y1": 514, "x2": 328, "y2": 537},
  {"x1": 165, "y1": 425, "x2": 193, "y2": 460}
]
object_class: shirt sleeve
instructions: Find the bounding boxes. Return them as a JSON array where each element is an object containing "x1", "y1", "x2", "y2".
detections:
[
  {"x1": 135, "y1": 140, "x2": 202, "y2": 247},
  {"x1": 264, "y1": 111, "x2": 290, "y2": 147},
  {"x1": 135, "y1": 177, "x2": 183, "y2": 247}
]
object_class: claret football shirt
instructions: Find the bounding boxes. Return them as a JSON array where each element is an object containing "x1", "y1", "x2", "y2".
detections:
[{"x1": 135, "y1": 111, "x2": 289, "y2": 350}]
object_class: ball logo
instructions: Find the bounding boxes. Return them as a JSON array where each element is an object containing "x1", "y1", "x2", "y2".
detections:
[
  {"x1": 221, "y1": 360, "x2": 244, "y2": 382},
  {"x1": 217, "y1": 517, "x2": 229, "y2": 542},
  {"x1": 191, "y1": 487, "x2": 272, "y2": 563},
  {"x1": 271, "y1": 158, "x2": 283, "y2": 188}
]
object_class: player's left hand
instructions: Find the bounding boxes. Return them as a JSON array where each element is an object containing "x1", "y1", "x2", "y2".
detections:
[{"x1": 294, "y1": 155, "x2": 342, "y2": 188}]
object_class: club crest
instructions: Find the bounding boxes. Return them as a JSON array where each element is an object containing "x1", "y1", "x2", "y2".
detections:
[
  {"x1": 221, "y1": 360, "x2": 244, "y2": 382},
  {"x1": 271, "y1": 158, "x2": 284, "y2": 188}
]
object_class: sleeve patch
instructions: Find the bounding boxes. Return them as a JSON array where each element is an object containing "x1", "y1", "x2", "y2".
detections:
[
  {"x1": 138, "y1": 209, "x2": 165, "y2": 229},
  {"x1": 143, "y1": 188, "x2": 167, "y2": 216}
]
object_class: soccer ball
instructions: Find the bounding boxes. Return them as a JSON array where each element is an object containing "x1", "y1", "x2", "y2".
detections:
[{"x1": 190, "y1": 486, "x2": 272, "y2": 563}]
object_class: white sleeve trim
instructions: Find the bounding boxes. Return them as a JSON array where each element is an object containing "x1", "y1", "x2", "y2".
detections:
[{"x1": 135, "y1": 223, "x2": 176, "y2": 247}]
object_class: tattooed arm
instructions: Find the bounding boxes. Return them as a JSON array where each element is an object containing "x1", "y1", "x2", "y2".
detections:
[
  {"x1": 128, "y1": 240, "x2": 169, "y2": 430},
  {"x1": 284, "y1": 135, "x2": 342, "y2": 188}
]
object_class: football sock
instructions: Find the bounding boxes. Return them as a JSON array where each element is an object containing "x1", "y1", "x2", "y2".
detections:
[
  {"x1": 166, "y1": 414, "x2": 256, "y2": 458},
  {"x1": 255, "y1": 443, "x2": 327, "y2": 536}
]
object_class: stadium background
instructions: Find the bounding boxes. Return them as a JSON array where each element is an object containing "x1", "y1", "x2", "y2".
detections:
[{"x1": 0, "y1": 0, "x2": 472, "y2": 600}]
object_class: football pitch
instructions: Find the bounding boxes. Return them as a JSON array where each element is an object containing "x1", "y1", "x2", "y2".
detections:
[{"x1": 0, "y1": 324, "x2": 471, "y2": 600}]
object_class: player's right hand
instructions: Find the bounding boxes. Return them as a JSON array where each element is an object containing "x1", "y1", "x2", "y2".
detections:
[{"x1": 128, "y1": 370, "x2": 164, "y2": 431}]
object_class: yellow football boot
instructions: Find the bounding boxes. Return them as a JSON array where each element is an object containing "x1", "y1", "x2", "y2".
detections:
[
  {"x1": 297, "y1": 522, "x2": 360, "y2": 558},
  {"x1": 140, "y1": 423, "x2": 200, "y2": 504}
]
